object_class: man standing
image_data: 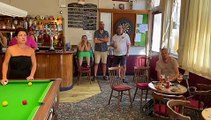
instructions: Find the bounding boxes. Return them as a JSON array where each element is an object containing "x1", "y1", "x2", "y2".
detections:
[
  {"x1": 156, "y1": 48, "x2": 179, "y2": 82},
  {"x1": 111, "y1": 24, "x2": 131, "y2": 83},
  {"x1": 93, "y1": 21, "x2": 110, "y2": 80}
]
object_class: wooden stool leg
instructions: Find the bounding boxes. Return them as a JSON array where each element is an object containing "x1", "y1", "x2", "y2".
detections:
[
  {"x1": 120, "y1": 91, "x2": 123, "y2": 102},
  {"x1": 89, "y1": 71, "x2": 91, "y2": 84},
  {"x1": 108, "y1": 90, "x2": 113, "y2": 105},
  {"x1": 133, "y1": 87, "x2": 138, "y2": 101},
  {"x1": 140, "y1": 90, "x2": 143, "y2": 104},
  {"x1": 145, "y1": 89, "x2": 148, "y2": 101},
  {"x1": 128, "y1": 90, "x2": 132, "y2": 107},
  {"x1": 118, "y1": 92, "x2": 121, "y2": 111},
  {"x1": 77, "y1": 72, "x2": 82, "y2": 85}
]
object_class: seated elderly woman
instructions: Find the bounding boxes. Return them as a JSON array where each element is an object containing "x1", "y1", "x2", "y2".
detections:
[{"x1": 155, "y1": 48, "x2": 179, "y2": 82}]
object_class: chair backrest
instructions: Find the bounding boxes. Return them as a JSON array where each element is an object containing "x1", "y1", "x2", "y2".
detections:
[
  {"x1": 196, "y1": 83, "x2": 211, "y2": 91},
  {"x1": 167, "y1": 100, "x2": 191, "y2": 120},
  {"x1": 152, "y1": 91, "x2": 184, "y2": 119},
  {"x1": 134, "y1": 66, "x2": 150, "y2": 83},
  {"x1": 134, "y1": 56, "x2": 148, "y2": 67},
  {"x1": 108, "y1": 67, "x2": 123, "y2": 87},
  {"x1": 190, "y1": 89, "x2": 211, "y2": 108},
  {"x1": 152, "y1": 91, "x2": 185, "y2": 103}
]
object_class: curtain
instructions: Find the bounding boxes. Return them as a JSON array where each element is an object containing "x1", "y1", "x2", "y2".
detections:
[{"x1": 179, "y1": 0, "x2": 211, "y2": 78}]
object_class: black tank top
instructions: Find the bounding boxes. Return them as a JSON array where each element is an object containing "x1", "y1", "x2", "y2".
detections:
[{"x1": 8, "y1": 56, "x2": 32, "y2": 79}]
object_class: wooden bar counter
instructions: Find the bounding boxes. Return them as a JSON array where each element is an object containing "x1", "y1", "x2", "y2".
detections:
[{"x1": 0, "y1": 50, "x2": 75, "y2": 91}]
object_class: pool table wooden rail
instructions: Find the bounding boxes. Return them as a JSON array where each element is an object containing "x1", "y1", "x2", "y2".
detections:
[{"x1": 34, "y1": 78, "x2": 61, "y2": 120}]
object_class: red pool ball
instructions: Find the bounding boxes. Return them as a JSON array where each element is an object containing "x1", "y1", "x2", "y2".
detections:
[{"x1": 22, "y1": 100, "x2": 27, "y2": 105}]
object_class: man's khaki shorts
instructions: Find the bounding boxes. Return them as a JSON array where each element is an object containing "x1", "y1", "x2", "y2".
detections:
[{"x1": 94, "y1": 51, "x2": 108, "y2": 64}]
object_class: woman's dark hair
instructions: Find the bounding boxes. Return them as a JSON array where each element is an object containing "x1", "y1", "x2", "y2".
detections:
[
  {"x1": 14, "y1": 28, "x2": 27, "y2": 37},
  {"x1": 81, "y1": 35, "x2": 87, "y2": 39}
]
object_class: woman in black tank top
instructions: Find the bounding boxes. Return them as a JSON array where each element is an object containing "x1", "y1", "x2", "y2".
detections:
[{"x1": 1, "y1": 28, "x2": 37, "y2": 85}]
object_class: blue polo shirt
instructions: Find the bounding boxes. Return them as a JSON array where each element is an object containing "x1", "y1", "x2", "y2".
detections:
[{"x1": 94, "y1": 30, "x2": 109, "y2": 52}]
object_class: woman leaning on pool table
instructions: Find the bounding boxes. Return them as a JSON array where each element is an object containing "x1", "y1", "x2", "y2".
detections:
[{"x1": 1, "y1": 28, "x2": 37, "y2": 85}]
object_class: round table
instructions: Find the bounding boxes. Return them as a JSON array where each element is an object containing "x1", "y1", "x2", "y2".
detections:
[
  {"x1": 202, "y1": 108, "x2": 211, "y2": 120},
  {"x1": 148, "y1": 81, "x2": 187, "y2": 95}
]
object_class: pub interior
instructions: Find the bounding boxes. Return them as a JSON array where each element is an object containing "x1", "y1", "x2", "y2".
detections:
[{"x1": 0, "y1": 0, "x2": 211, "y2": 120}]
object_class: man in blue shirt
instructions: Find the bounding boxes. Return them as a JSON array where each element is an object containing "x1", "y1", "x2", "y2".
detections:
[{"x1": 93, "y1": 21, "x2": 110, "y2": 80}]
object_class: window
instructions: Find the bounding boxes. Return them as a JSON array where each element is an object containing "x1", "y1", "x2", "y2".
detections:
[
  {"x1": 169, "y1": 0, "x2": 181, "y2": 55},
  {"x1": 151, "y1": 12, "x2": 162, "y2": 52},
  {"x1": 153, "y1": 0, "x2": 160, "y2": 7}
]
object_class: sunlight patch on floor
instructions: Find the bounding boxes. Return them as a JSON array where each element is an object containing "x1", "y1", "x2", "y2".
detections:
[{"x1": 59, "y1": 80, "x2": 101, "y2": 103}]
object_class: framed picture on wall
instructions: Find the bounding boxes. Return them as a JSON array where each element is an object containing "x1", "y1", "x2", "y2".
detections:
[{"x1": 112, "y1": 0, "x2": 129, "y2": 2}]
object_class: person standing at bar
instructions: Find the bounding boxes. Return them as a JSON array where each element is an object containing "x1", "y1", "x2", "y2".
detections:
[
  {"x1": 9, "y1": 26, "x2": 37, "y2": 50},
  {"x1": 111, "y1": 24, "x2": 131, "y2": 83},
  {"x1": 1, "y1": 28, "x2": 37, "y2": 85},
  {"x1": 0, "y1": 31, "x2": 7, "y2": 51},
  {"x1": 93, "y1": 21, "x2": 110, "y2": 80}
]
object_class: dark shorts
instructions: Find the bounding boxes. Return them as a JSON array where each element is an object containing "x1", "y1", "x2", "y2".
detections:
[{"x1": 113, "y1": 55, "x2": 126, "y2": 66}]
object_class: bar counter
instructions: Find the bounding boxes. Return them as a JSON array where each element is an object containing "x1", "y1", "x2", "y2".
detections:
[{"x1": 0, "y1": 50, "x2": 75, "y2": 91}]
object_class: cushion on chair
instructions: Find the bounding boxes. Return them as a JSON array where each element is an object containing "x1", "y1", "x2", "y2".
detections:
[
  {"x1": 112, "y1": 84, "x2": 132, "y2": 91},
  {"x1": 137, "y1": 83, "x2": 149, "y2": 89},
  {"x1": 188, "y1": 98, "x2": 204, "y2": 108},
  {"x1": 154, "y1": 104, "x2": 168, "y2": 116}
]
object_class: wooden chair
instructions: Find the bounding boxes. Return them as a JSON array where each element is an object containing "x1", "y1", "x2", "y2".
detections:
[
  {"x1": 152, "y1": 91, "x2": 185, "y2": 120},
  {"x1": 133, "y1": 66, "x2": 150, "y2": 105},
  {"x1": 133, "y1": 56, "x2": 150, "y2": 105},
  {"x1": 185, "y1": 85, "x2": 211, "y2": 119},
  {"x1": 77, "y1": 66, "x2": 91, "y2": 85},
  {"x1": 167, "y1": 99, "x2": 191, "y2": 120},
  {"x1": 108, "y1": 67, "x2": 132, "y2": 111}
]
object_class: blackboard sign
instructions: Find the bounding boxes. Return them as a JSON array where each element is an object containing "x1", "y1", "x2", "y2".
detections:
[{"x1": 68, "y1": 3, "x2": 97, "y2": 30}]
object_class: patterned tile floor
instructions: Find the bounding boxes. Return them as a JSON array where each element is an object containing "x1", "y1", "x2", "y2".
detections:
[{"x1": 57, "y1": 76, "x2": 154, "y2": 120}]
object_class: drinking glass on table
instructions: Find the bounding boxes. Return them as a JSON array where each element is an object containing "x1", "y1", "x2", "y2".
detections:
[
  {"x1": 177, "y1": 74, "x2": 183, "y2": 84},
  {"x1": 160, "y1": 74, "x2": 165, "y2": 83}
]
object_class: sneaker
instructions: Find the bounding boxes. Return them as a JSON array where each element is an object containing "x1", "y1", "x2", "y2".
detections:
[
  {"x1": 123, "y1": 79, "x2": 128, "y2": 83},
  {"x1": 103, "y1": 76, "x2": 108, "y2": 80}
]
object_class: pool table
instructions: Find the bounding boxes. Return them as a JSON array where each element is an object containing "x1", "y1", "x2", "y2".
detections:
[{"x1": 0, "y1": 78, "x2": 61, "y2": 120}]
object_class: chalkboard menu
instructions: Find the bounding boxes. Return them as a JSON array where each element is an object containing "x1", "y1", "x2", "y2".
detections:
[{"x1": 68, "y1": 3, "x2": 97, "y2": 30}]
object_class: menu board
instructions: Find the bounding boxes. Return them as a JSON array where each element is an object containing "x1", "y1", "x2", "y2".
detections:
[
  {"x1": 68, "y1": 3, "x2": 83, "y2": 28},
  {"x1": 68, "y1": 3, "x2": 97, "y2": 30}
]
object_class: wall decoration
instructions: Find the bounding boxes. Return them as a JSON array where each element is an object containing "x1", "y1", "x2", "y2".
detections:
[
  {"x1": 68, "y1": 3, "x2": 97, "y2": 30},
  {"x1": 115, "y1": 18, "x2": 134, "y2": 35},
  {"x1": 68, "y1": 3, "x2": 83, "y2": 28},
  {"x1": 134, "y1": 14, "x2": 148, "y2": 46},
  {"x1": 83, "y1": 4, "x2": 97, "y2": 30}
]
